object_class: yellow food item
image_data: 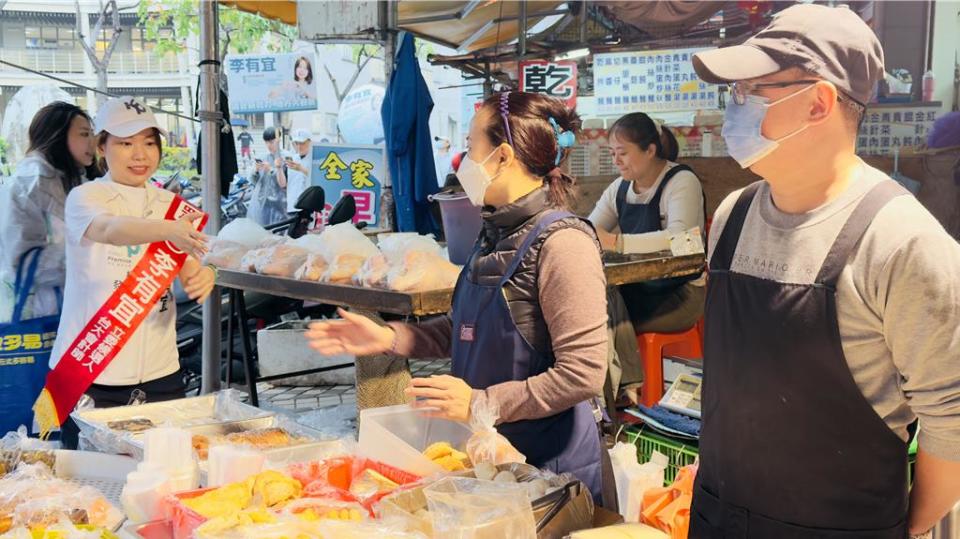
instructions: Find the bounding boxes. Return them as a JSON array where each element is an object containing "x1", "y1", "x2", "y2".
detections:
[
  {"x1": 297, "y1": 509, "x2": 319, "y2": 522},
  {"x1": 321, "y1": 508, "x2": 362, "y2": 522},
  {"x1": 183, "y1": 470, "x2": 299, "y2": 520},
  {"x1": 196, "y1": 508, "x2": 277, "y2": 536},
  {"x1": 433, "y1": 454, "x2": 467, "y2": 472},
  {"x1": 253, "y1": 470, "x2": 302, "y2": 507},
  {"x1": 423, "y1": 441, "x2": 471, "y2": 470},
  {"x1": 423, "y1": 441, "x2": 454, "y2": 460},
  {"x1": 182, "y1": 479, "x2": 255, "y2": 519}
]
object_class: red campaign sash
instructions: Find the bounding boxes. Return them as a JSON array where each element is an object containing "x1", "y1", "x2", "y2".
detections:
[{"x1": 33, "y1": 194, "x2": 207, "y2": 437}]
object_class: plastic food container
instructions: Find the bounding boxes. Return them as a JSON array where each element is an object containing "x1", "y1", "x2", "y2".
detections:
[{"x1": 358, "y1": 404, "x2": 473, "y2": 476}]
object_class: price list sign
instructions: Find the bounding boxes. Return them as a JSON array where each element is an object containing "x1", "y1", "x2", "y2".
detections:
[{"x1": 594, "y1": 48, "x2": 718, "y2": 114}]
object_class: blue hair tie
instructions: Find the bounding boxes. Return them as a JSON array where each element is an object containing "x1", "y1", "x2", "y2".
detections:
[{"x1": 548, "y1": 117, "x2": 575, "y2": 165}]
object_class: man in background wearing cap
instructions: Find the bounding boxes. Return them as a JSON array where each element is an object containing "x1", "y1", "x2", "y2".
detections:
[
  {"x1": 285, "y1": 129, "x2": 313, "y2": 214},
  {"x1": 247, "y1": 126, "x2": 287, "y2": 226},
  {"x1": 690, "y1": 4, "x2": 960, "y2": 537}
]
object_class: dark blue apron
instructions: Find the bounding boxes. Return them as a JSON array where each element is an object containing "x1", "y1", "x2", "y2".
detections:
[
  {"x1": 616, "y1": 164, "x2": 703, "y2": 293},
  {"x1": 450, "y1": 211, "x2": 604, "y2": 502}
]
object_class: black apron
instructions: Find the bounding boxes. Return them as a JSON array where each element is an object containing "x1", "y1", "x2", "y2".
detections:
[
  {"x1": 616, "y1": 164, "x2": 703, "y2": 293},
  {"x1": 690, "y1": 181, "x2": 910, "y2": 538}
]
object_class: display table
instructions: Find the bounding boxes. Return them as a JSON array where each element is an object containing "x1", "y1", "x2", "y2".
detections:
[{"x1": 214, "y1": 251, "x2": 706, "y2": 407}]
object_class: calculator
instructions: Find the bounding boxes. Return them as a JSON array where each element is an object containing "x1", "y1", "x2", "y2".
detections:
[{"x1": 659, "y1": 373, "x2": 703, "y2": 419}]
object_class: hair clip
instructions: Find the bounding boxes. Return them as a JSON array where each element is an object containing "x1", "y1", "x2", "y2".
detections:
[
  {"x1": 548, "y1": 117, "x2": 576, "y2": 165},
  {"x1": 499, "y1": 92, "x2": 514, "y2": 147}
]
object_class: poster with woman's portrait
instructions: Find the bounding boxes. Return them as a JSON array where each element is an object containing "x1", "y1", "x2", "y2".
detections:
[{"x1": 226, "y1": 52, "x2": 319, "y2": 114}]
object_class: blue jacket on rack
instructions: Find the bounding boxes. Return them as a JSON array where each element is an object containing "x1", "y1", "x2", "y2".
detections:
[{"x1": 381, "y1": 32, "x2": 440, "y2": 235}]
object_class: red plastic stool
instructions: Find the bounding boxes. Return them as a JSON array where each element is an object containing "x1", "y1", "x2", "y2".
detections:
[{"x1": 637, "y1": 322, "x2": 703, "y2": 407}]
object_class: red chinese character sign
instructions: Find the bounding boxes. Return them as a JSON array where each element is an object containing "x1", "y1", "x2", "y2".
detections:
[
  {"x1": 519, "y1": 60, "x2": 578, "y2": 109},
  {"x1": 310, "y1": 144, "x2": 384, "y2": 226}
]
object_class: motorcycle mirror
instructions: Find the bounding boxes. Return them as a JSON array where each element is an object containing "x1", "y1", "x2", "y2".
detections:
[
  {"x1": 328, "y1": 194, "x2": 357, "y2": 226},
  {"x1": 294, "y1": 186, "x2": 326, "y2": 213}
]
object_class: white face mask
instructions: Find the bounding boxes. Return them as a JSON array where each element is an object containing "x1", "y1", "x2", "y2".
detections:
[
  {"x1": 457, "y1": 148, "x2": 501, "y2": 206},
  {"x1": 721, "y1": 84, "x2": 814, "y2": 169}
]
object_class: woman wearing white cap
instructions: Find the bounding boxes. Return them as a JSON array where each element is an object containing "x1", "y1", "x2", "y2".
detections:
[{"x1": 41, "y1": 96, "x2": 216, "y2": 448}]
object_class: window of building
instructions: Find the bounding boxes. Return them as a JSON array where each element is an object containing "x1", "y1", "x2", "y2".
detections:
[
  {"x1": 96, "y1": 28, "x2": 116, "y2": 52},
  {"x1": 24, "y1": 26, "x2": 74, "y2": 49},
  {"x1": 130, "y1": 27, "x2": 172, "y2": 52}
]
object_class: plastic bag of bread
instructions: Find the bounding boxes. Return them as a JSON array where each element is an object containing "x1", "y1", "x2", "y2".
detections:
[
  {"x1": 316, "y1": 223, "x2": 379, "y2": 284},
  {"x1": 255, "y1": 243, "x2": 310, "y2": 278},
  {"x1": 386, "y1": 251, "x2": 461, "y2": 292},
  {"x1": 203, "y1": 239, "x2": 249, "y2": 270},
  {"x1": 465, "y1": 398, "x2": 526, "y2": 466},
  {"x1": 353, "y1": 254, "x2": 389, "y2": 288},
  {"x1": 294, "y1": 254, "x2": 328, "y2": 282},
  {"x1": 238, "y1": 247, "x2": 270, "y2": 273}
]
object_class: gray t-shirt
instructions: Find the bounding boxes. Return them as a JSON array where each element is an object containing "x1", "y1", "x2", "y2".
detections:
[{"x1": 708, "y1": 163, "x2": 960, "y2": 461}]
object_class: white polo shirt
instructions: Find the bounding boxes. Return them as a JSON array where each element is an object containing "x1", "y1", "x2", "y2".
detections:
[{"x1": 50, "y1": 173, "x2": 180, "y2": 386}]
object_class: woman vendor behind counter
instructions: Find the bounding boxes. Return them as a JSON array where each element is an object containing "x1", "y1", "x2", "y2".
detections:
[
  {"x1": 306, "y1": 91, "x2": 614, "y2": 507},
  {"x1": 588, "y1": 113, "x2": 706, "y2": 405}
]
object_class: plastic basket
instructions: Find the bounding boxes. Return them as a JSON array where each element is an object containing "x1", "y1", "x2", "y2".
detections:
[
  {"x1": 626, "y1": 426, "x2": 918, "y2": 487},
  {"x1": 625, "y1": 426, "x2": 699, "y2": 485}
]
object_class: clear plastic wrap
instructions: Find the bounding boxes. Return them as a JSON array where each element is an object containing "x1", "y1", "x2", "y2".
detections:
[
  {"x1": 353, "y1": 234, "x2": 459, "y2": 291},
  {"x1": 322, "y1": 253, "x2": 369, "y2": 284},
  {"x1": 72, "y1": 390, "x2": 273, "y2": 458},
  {"x1": 203, "y1": 239, "x2": 250, "y2": 270},
  {"x1": 0, "y1": 463, "x2": 124, "y2": 534},
  {"x1": 424, "y1": 476, "x2": 537, "y2": 539},
  {"x1": 238, "y1": 247, "x2": 272, "y2": 273},
  {"x1": 0, "y1": 521, "x2": 119, "y2": 539},
  {"x1": 215, "y1": 218, "x2": 274, "y2": 248},
  {"x1": 193, "y1": 515, "x2": 427, "y2": 539},
  {"x1": 376, "y1": 233, "x2": 442, "y2": 259},
  {"x1": 386, "y1": 251, "x2": 461, "y2": 292},
  {"x1": 465, "y1": 399, "x2": 526, "y2": 466},
  {"x1": 287, "y1": 456, "x2": 421, "y2": 511},
  {"x1": 294, "y1": 254, "x2": 328, "y2": 281},
  {"x1": 0, "y1": 427, "x2": 58, "y2": 475},
  {"x1": 254, "y1": 244, "x2": 310, "y2": 278},
  {"x1": 353, "y1": 254, "x2": 390, "y2": 288},
  {"x1": 317, "y1": 224, "x2": 379, "y2": 284}
]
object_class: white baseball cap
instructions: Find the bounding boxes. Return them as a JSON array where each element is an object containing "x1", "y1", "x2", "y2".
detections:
[
  {"x1": 291, "y1": 128, "x2": 312, "y2": 143},
  {"x1": 94, "y1": 96, "x2": 168, "y2": 138}
]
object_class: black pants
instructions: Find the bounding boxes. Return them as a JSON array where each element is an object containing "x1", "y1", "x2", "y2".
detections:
[{"x1": 60, "y1": 370, "x2": 186, "y2": 450}]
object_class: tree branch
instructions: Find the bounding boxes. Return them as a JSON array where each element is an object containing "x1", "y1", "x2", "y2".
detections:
[
  {"x1": 322, "y1": 62, "x2": 342, "y2": 102},
  {"x1": 341, "y1": 54, "x2": 374, "y2": 102},
  {"x1": 101, "y1": 0, "x2": 122, "y2": 67},
  {"x1": 75, "y1": 0, "x2": 99, "y2": 65}
]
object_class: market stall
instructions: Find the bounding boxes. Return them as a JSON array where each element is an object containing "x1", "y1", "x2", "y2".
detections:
[{"x1": 213, "y1": 249, "x2": 706, "y2": 407}]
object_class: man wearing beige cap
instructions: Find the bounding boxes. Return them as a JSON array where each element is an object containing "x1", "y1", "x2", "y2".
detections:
[{"x1": 690, "y1": 4, "x2": 960, "y2": 537}]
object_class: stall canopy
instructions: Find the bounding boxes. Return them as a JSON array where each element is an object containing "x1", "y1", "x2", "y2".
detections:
[
  {"x1": 220, "y1": 1, "x2": 762, "y2": 88},
  {"x1": 221, "y1": 0, "x2": 566, "y2": 52}
]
